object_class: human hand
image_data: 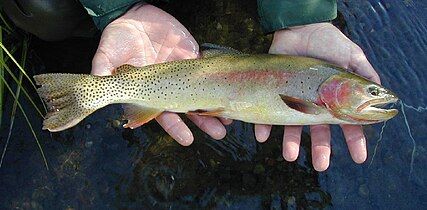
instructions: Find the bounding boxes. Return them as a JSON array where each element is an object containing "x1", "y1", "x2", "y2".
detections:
[
  {"x1": 91, "y1": 4, "x2": 231, "y2": 146},
  {"x1": 255, "y1": 23, "x2": 380, "y2": 171}
]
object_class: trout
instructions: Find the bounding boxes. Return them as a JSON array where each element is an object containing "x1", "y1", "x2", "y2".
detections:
[{"x1": 34, "y1": 45, "x2": 398, "y2": 132}]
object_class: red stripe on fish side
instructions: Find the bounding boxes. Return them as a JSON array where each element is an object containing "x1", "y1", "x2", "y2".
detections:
[{"x1": 210, "y1": 70, "x2": 291, "y2": 84}]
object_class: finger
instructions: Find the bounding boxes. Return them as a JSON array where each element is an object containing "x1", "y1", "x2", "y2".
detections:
[
  {"x1": 219, "y1": 117, "x2": 233, "y2": 125},
  {"x1": 254, "y1": 124, "x2": 272, "y2": 143},
  {"x1": 282, "y1": 126, "x2": 302, "y2": 161},
  {"x1": 169, "y1": 39, "x2": 199, "y2": 60},
  {"x1": 349, "y1": 46, "x2": 381, "y2": 84},
  {"x1": 187, "y1": 115, "x2": 226, "y2": 140},
  {"x1": 156, "y1": 112, "x2": 194, "y2": 146},
  {"x1": 310, "y1": 124, "x2": 331, "y2": 171},
  {"x1": 91, "y1": 50, "x2": 115, "y2": 76},
  {"x1": 158, "y1": 38, "x2": 198, "y2": 63},
  {"x1": 340, "y1": 124, "x2": 367, "y2": 163}
]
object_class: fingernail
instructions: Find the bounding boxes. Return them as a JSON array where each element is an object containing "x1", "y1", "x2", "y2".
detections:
[
  {"x1": 283, "y1": 143, "x2": 298, "y2": 161},
  {"x1": 176, "y1": 130, "x2": 193, "y2": 146},
  {"x1": 255, "y1": 128, "x2": 269, "y2": 143},
  {"x1": 353, "y1": 138, "x2": 367, "y2": 163},
  {"x1": 314, "y1": 153, "x2": 329, "y2": 172},
  {"x1": 353, "y1": 152, "x2": 367, "y2": 163},
  {"x1": 256, "y1": 132, "x2": 268, "y2": 142},
  {"x1": 210, "y1": 126, "x2": 226, "y2": 140}
]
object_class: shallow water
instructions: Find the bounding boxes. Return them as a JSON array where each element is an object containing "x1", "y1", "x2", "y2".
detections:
[{"x1": 1, "y1": 0, "x2": 426, "y2": 209}]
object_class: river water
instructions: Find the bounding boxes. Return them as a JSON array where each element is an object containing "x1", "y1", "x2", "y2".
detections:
[{"x1": 0, "y1": 0, "x2": 426, "y2": 209}]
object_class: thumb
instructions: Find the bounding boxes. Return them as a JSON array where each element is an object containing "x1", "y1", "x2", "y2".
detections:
[
  {"x1": 91, "y1": 50, "x2": 116, "y2": 76},
  {"x1": 348, "y1": 46, "x2": 381, "y2": 84}
]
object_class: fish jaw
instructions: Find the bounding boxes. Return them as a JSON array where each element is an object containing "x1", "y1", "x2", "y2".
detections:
[
  {"x1": 319, "y1": 73, "x2": 399, "y2": 124},
  {"x1": 353, "y1": 90, "x2": 399, "y2": 123}
]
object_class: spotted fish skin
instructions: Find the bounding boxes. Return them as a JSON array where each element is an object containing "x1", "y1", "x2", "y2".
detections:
[{"x1": 34, "y1": 53, "x2": 397, "y2": 132}]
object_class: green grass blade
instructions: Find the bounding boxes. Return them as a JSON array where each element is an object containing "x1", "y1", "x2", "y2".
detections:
[
  {"x1": 0, "y1": 59, "x2": 44, "y2": 118},
  {"x1": 0, "y1": 13, "x2": 12, "y2": 32},
  {"x1": 1, "y1": 39, "x2": 27, "y2": 168},
  {"x1": 2, "y1": 44, "x2": 20, "y2": 63},
  {"x1": 0, "y1": 25, "x2": 12, "y2": 35},
  {"x1": 0, "y1": 74, "x2": 49, "y2": 169},
  {"x1": 0, "y1": 72, "x2": 22, "y2": 168},
  {"x1": 0, "y1": 40, "x2": 48, "y2": 114},
  {"x1": 0, "y1": 27, "x2": 18, "y2": 127},
  {"x1": 0, "y1": 42, "x2": 38, "y2": 91},
  {"x1": 0, "y1": 41, "x2": 20, "y2": 128},
  {"x1": 0, "y1": 27, "x2": 4, "y2": 127}
]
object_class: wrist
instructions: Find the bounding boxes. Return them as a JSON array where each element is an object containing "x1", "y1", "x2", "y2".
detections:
[
  {"x1": 269, "y1": 22, "x2": 336, "y2": 54},
  {"x1": 80, "y1": 0, "x2": 142, "y2": 30},
  {"x1": 257, "y1": 0, "x2": 337, "y2": 33},
  {"x1": 277, "y1": 22, "x2": 333, "y2": 34},
  {"x1": 107, "y1": 4, "x2": 168, "y2": 28},
  {"x1": 117, "y1": 2, "x2": 150, "y2": 19}
]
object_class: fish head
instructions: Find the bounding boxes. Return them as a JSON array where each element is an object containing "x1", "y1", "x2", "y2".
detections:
[{"x1": 318, "y1": 72, "x2": 398, "y2": 124}]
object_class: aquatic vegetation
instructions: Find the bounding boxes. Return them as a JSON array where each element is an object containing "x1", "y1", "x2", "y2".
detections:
[
  {"x1": 399, "y1": 101, "x2": 426, "y2": 177},
  {"x1": 1, "y1": 0, "x2": 426, "y2": 209},
  {"x1": 369, "y1": 119, "x2": 387, "y2": 167},
  {"x1": 369, "y1": 101, "x2": 427, "y2": 179},
  {"x1": 0, "y1": 11, "x2": 48, "y2": 169}
]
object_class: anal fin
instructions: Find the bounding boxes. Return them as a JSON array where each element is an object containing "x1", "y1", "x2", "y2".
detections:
[
  {"x1": 123, "y1": 104, "x2": 163, "y2": 129},
  {"x1": 279, "y1": 94, "x2": 321, "y2": 115}
]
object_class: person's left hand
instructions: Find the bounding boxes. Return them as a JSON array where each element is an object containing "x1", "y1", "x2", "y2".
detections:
[
  {"x1": 255, "y1": 23, "x2": 380, "y2": 171},
  {"x1": 91, "y1": 4, "x2": 231, "y2": 146}
]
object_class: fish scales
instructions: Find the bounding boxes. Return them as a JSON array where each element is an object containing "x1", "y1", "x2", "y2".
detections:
[
  {"x1": 34, "y1": 53, "x2": 398, "y2": 132},
  {"x1": 101, "y1": 55, "x2": 336, "y2": 109}
]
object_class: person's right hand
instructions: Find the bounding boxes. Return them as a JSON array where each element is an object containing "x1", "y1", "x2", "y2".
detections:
[
  {"x1": 91, "y1": 4, "x2": 231, "y2": 146},
  {"x1": 255, "y1": 23, "x2": 380, "y2": 171}
]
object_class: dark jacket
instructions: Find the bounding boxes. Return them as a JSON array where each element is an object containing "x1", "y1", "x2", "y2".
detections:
[{"x1": 79, "y1": 0, "x2": 337, "y2": 33}]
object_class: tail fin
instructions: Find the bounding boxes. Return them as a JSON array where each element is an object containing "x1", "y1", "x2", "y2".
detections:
[{"x1": 34, "y1": 73, "x2": 102, "y2": 132}]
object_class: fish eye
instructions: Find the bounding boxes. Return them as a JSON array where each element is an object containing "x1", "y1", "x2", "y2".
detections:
[{"x1": 368, "y1": 86, "x2": 380, "y2": 96}]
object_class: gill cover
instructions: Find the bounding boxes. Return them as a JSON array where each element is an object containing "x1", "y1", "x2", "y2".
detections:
[{"x1": 318, "y1": 73, "x2": 398, "y2": 124}]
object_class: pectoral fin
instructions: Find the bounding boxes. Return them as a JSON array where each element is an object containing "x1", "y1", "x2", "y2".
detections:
[
  {"x1": 279, "y1": 94, "x2": 321, "y2": 115},
  {"x1": 122, "y1": 104, "x2": 163, "y2": 129}
]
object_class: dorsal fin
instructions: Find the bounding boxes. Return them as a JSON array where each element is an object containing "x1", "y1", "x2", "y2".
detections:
[
  {"x1": 114, "y1": 64, "x2": 136, "y2": 74},
  {"x1": 200, "y1": 43, "x2": 245, "y2": 58}
]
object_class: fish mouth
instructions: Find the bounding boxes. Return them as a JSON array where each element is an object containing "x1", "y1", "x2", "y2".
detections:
[{"x1": 357, "y1": 97, "x2": 399, "y2": 118}]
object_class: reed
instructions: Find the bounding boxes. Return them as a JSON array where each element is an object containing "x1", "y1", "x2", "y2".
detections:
[{"x1": 0, "y1": 11, "x2": 48, "y2": 169}]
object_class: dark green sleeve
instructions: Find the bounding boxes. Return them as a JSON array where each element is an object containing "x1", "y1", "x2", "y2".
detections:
[
  {"x1": 79, "y1": 0, "x2": 142, "y2": 30},
  {"x1": 257, "y1": 0, "x2": 337, "y2": 33}
]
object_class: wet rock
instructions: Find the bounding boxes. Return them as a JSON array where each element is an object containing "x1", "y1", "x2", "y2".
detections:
[
  {"x1": 253, "y1": 164, "x2": 265, "y2": 174},
  {"x1": 387, "y1": 180, "x2": 397, "y2": 191},
  {"x1": 358, "y1": 184, "x2": 369, "y2": 197},
  {"x1": 112, "y1": 119, "x2": 122, "y2": 128},
  {"x1": 216, "y1": 22, "x2": 223, "y2": 30},
  {"x1": 85, "y1": 123, "x2": 91, "y2": 129},
  {"x1": 31, "y1": 201, "x2": 41, "y2": 209},
  {"x1": 242, "y1": 173, "x2": 256, "y2": 188},
  {"x1": 85, "y1": 141, "x2": 93, "y2": 148},
  {"x1": 287, "y1": 196, "x2": 296, "y2": 209}
]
